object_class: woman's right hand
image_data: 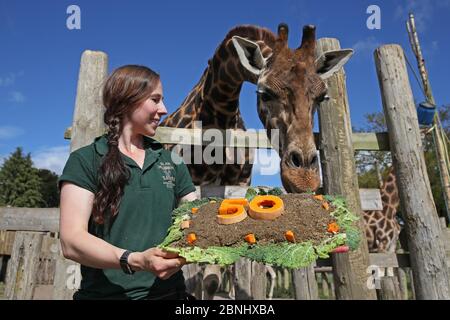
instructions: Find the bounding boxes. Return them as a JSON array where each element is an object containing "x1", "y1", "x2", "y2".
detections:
[{"x1": 129, "y1": 248, "x2": 186, "y2": 280}]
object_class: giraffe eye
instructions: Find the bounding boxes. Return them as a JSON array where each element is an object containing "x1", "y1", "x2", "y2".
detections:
[
  {"x1": 316, "y1": 93, "x2": 329, "y2": 103},
  {"x1": 257, "y1": 88, "x2": 277, "y2": 103}
]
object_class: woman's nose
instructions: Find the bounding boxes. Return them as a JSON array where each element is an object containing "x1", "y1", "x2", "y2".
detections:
[{"x1": 159, "y1": 101, "x2": 168, "y2": 114}]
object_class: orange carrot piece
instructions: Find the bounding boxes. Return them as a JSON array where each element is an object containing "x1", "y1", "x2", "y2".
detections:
[
  {"x1": 327, "y1": 222, "x2": 340, "y2": 234},
  {"x1": 313, "y1": 194, "x2": 324, "y2": 201},
  {"x1": 244, "y1": 233, "x2": 256, "y2": 245},
  {"x1": 285, "y1": 230, "x2": 296, "y2": 243},
  {"x1": 186, "y1": 233, "x2": 197, "y2": 244},
  {"x1": 191, "y1": 207, "x2": 199, "y2": 214},
  {"x1": 322, "y1": 202, "x2": 330, "y2": 211}
]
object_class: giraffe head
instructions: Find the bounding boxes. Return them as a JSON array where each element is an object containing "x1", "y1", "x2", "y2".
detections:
[{"x1": 232, "y1": 24, "x2": 353, "y2": 193}]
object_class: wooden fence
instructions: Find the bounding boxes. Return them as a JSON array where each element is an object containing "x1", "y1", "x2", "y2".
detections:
[
  {"x1": 1, "y1": 207, "x2": 449, "y2": 299},
  {"x1": 1, "y1": 38, "x2": 450, "y2": 299}
]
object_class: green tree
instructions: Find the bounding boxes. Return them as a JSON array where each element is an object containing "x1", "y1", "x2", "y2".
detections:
[
  {"x1": 37, "y1": 169, "x2": 60, "y2": 208},
  {"x1": 0, "y1": 147, "x2": 44, "y2": 207},
  {"x1": 354, "y1": 104, "x2": 450, "y2": 218}
]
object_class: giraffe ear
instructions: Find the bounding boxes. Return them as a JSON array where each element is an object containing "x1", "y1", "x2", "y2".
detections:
[
  {"x1": 315, "y1": 49, "x2": 353, "y2": 80},
  {"x1": 231, "y1": 36, "x2": 266, "y2": 77}
]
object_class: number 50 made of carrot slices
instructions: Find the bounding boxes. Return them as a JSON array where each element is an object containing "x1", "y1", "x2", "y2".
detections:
[{"x1": 217, "y1": 196, "x2": 285, "y2": 225}]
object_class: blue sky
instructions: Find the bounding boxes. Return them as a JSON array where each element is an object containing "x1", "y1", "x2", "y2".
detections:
[{"x1": 1, "y1": 0, "x2": 449, "y2": 188}]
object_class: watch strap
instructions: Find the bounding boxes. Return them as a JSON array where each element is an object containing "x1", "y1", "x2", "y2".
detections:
[{"x1": 120, "y1": 250, "x2": 135, "y2": 275}]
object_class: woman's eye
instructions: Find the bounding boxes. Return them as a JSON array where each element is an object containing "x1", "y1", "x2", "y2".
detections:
[{"x1": 152, "y1": 98, "x2": 160, "y2": 104}]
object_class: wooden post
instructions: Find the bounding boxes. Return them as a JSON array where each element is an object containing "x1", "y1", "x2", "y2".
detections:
[
  {"x1": 292, "y1": 267, "x2": 319, "y2": 299},
  {"x1": 54, "y1": 50, "x2": 108, "y2": 300},
  {"x1": 374, "y1": 160, "x2": 383, "y2": 189},
  {"x1": 70, "y1": 50, "x2": 108, "y2": 151},
  {"x1": 378, "y1": 272, "x2": 402, "y2": 300},
  {"x1": 202, "y1": 264, "x2": 221, "y2": 300},
  {"x1": 397, "y1": 268, "x2": 409, "y2": 300},
  {"x1": 232, "y1": 259, "x2": 267, "y2": 299},
  {"x1": 407, "y1": 13, "x2": 450, "y2": 222},
  {"x1": 316, "y1": 38, "x2": 377, "y2": 300},
  {"x1": 374, "y1": 44, "x2": 450, "y2": 299},
  {"x1": 233, "y1": 258, "x2": 252, "y2": 299},
  {"x1": 182, "y1": 264, "x2": 203, "y2": 299},
  {"x1": 251, "y1": 261, "x2": 267, "y2": 300},
  {"x1": 5, "y1": 232, "x2": 44, "y2": 299}
]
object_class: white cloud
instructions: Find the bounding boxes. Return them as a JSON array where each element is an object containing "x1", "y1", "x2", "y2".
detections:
[
  {"x1": 395, "y1": 0, "x2": 450, "y2": 32},
  {"x1": 252, "y1": 148, "x2": 281, "y2": 176},
  {"x1": 9, "y1": 91, "x2": 26, "y2": 103},
  {"x1": 352, "y1": 37, "x2": 381, "y2": 56},
  {"x1": 32, "y1": 145, "x2": 70, "y2": 175},
  {"x1": 0, "y1": 71, "x2": 24, "y2": 87},
  {"x1": 0, "y1": 126, "x2": 25, "y2": 139}
]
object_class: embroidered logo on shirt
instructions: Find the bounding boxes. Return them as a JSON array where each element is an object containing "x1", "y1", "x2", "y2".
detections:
[{"x1": 158, "y1": 162, "x2": 175, "y2": 189}]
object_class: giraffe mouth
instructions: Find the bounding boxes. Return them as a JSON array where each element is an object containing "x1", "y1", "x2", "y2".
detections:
[{"x1": 280, "y1": 164, "x2": 321, "y2": 193}]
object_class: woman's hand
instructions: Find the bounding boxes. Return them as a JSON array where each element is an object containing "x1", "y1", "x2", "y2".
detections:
[{"x1": 129, "y1": 248, "x2": 186, "y2": 280}]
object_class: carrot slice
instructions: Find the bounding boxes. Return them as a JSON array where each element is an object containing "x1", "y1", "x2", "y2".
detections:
[
  {"x1": 191, "y1": 207, "x2": 199, "y2": 214},
  {"x1": 327, "y1": 222, "x2": 340, "y2": 234},
  {"x1": 217, "y1": 198, "x2": 248, "y2": 225},
  {"x1": 248, "y1": 195, "x2": 284, "y2": 220},
  {"x1": 313, "y1": 194, "x2": 324, "y2": 201},
  {"x1": 322, "y1": 202, "x2": 330, "y2": 211},
  {"x1": 244, "y1": 233, "x2": 256, "y2": 245},
  {"x1": 285, "y1": 230, "x2": 295, "y2": 243},
  {"x1": 217, "y1": 206, "x2": 248, "y2": 225},
  {"x1": 186, "y1": 233, "x2": 197, "y2": 244}
]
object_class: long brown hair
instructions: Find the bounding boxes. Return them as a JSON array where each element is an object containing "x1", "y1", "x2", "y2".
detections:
[{"x1": 92, "y1": 65, "x2": 160, "y2": 225}]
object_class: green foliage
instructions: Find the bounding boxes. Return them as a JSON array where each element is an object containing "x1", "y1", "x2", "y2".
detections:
[
  {"x1": 355, "y1": 106, "x2": 450, "y2": 219},
  {"x1": 245, "y1": 186, "x2": 284, "y2": 202},
  {"x1": 160, "y1": 190, "x2": 361, "y2": 268},
  {"x1": 268, "y1": 187, "x2": 283, "y2": 196},
  {"x1": 37, "y1": 169, "x2": 60, "y2": 207},
  {"x1": 245, "y1": 187, "x2": 258, "y2": 202},
  {"x1": 327, "y1": 195, "x2": 361, "y2": 250},
  {"x1": 0, "y1": 147, "x2": 44, "y2": 207},
  {"x1": 246, "y1": 242, "x2": 318, "y2": 268}
]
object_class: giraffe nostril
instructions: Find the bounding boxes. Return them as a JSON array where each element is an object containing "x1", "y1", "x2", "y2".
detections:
[{"x1": 289, "y1": 152, "x2": 302, "y2": 168}]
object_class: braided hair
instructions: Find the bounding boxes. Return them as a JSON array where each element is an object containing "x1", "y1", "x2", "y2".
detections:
[{"x1": 92, "y1": 65, "x2": 160, "y2": 225}]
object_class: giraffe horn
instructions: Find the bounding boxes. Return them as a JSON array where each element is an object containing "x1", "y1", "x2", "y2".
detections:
[
  {"x1": 277, "y1": 23, "x2": 289, "y2": 45},
  {"x1": 296, "y1": 25, "x2": 316, "y2": 62}
]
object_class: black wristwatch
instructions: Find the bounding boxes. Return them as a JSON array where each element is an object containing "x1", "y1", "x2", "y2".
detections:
[{"x1": 120, "y1": 250, "x2": 135, "y2": 275}]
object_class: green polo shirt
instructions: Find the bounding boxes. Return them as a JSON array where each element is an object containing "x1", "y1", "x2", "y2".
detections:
[{"x1": 58, "y1": 134, "x2": 196, "y2": 300}]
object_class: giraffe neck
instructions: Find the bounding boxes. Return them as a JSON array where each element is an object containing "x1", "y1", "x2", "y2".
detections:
[
  {"x1": 162, "y1": 26, "x2": 276, "y2": 130},
  {"x1": 380, "y1": 166, "x2": 399, "y2": 220}
]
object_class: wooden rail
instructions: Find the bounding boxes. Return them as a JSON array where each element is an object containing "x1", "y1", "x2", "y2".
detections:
[{"x1": 65, "y1": 127, "x2": 391, "y2": 151}]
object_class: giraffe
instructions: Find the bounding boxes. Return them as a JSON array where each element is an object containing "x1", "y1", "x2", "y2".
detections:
[
  {"x1": 161, "y1": 24, "x2": 353, "y2": 193},
  {"x1": 363, "y1": 166, "x2": 401, "y2": 253},
  {"x1": 162, "y1": 23, "x2": 353, "y2": 299}
]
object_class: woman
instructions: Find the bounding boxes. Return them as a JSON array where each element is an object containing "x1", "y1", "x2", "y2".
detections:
[{"x1": 59, "y1": 65, "x2": 197, "y2": 300}]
